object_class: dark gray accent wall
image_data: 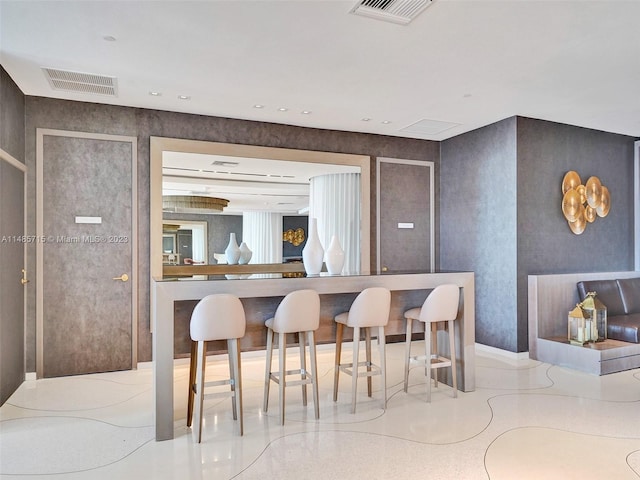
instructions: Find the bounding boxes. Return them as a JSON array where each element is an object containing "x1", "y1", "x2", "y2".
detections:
[
  {"x1": 441, "y1": 116, "x2": 636, "y2": 353},
  {"x1": 24, "y1": 96, "x2": 440, "y2": 368},
  {"x1": 0, "y1": 66, "x2": 25, "y2": 161},
  {"x1": 441, "y1": 117, "x2": 518, "y2": 351},
  {"x1": 0, "y1": 65, "x2": 25, "y2": 404},
  {"x1": 283, "y1": 216, "x2": 308, "y2": 259},
  {"x1": 516, "y1": 117, "x2": 635, "y2": 351}
]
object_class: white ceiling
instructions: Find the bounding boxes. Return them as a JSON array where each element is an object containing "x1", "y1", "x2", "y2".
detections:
[{"x1": 1, "y1": 0, "x2": 639, "y2": 211}]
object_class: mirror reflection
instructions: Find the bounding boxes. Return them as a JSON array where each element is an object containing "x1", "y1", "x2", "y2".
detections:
[{"x1": 161, "y1": 151, "x2": 361, "y2": 271}]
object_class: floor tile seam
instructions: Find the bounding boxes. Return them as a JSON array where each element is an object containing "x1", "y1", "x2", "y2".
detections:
[
  {"x1": 0, "y1": 414, "x2": 155, "y2": 430},
  {"x1": 484, "y1": 390, "x2": 640, "y2": 404},
  {"x1": 35, "y1": 376, "x2": 152, "y2": 388},
  {"x1": 0, "y1": 436, "x2": 156, "y2": 477},
  {"x1": 3, "y1": 388, "x2": 153, "y2": 413},
  {"x1": 486, "y1": 424, "x2": 640, "y2": 443},
  {"x1": 475, "y1": 362, "x2": 546, "y2": 372}
]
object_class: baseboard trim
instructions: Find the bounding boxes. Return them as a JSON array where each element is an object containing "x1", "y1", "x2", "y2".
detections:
[
  {"x1": 25, "y1": 372, "x2": 36, "y2": 381},
  {"x1": 475, "y1": 343, "x2": 530, "y2": 361}
]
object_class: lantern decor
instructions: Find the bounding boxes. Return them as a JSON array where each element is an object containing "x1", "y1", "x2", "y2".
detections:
[
  {"x1": 580, "y1": 291, "x2": 607, "y2": 342},
  {"x1": 568, "y1": 303, "x2": 596, "y2": 346}
]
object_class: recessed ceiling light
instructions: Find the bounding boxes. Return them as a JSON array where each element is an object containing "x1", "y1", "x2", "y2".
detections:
[
  {"x1": 103, "y1": 35, "x2": 116, "y2": 42},
  {"x1": 253, "y1": 104, "x2": 264, "y2": 109},
  {"x1": 178, "y1": 95, "x2": 191, "y2": 100},
  {"x1": 382, "y1": 120, "x2": 392, "y2": 124},
  {"x1": 278, "y1": 107, "x2": 288, "y2": 112},
  {"x1": 149, "y1": 91, "x2": 161, "y2": 96},
  {"x1": 361, "y1": 118, "x2": 371, "y2": 122},
  {"x1": 301, "y1": 110, "x2": 311, "y2": 115}
]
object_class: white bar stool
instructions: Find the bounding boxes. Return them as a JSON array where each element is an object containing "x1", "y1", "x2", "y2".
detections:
[
  {"x1": 263, "y1": 289, "x2": 320, "y2": 425},
  {"x1": 333, "y1": 287, "x2": 391, "y2": 413},
  {"x1": 404, "y1": 284, "x2": 460, "y2": 402},
  {"x1": 187, "y1": 294, "x2": 246, "y2": 442}
]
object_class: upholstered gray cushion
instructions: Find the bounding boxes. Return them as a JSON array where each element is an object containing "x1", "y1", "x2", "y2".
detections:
[
  {"x1": 617, "y1": 278, "x2": 640, "y2": 315},
  {"x1": 607, "y1": 313, "x2": 640, "y2": 343},
  {"x1": 577, "y1": 280, "x2": 626, "y2": 316}
]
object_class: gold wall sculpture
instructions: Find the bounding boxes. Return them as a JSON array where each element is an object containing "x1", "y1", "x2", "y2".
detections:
[
  {"x1": 561, "y1": 171, "x2": 610, "y2": 235},
  {"x1": 283, "y1": 227, "x2": 305, "y2": 246}
]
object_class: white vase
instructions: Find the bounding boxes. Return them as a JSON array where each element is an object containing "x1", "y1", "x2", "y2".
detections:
[
  {"x1": 325, "y1": 235, "x2": 345, "y2": 275},
  {"x1": 302, "y1": 217, "x2": 324, "y2": 275},
  {"x1": 238, "y1": 242, "x2": 252, "y2": 264},
  {"x1": 224, "y1": 233, "x2": 241, "y2": 265}
]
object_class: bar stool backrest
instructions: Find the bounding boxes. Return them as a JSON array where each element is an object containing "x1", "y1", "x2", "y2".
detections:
[
  {"x1": 272, "y1": 289, "x2": 320, "y2": 333},
  {"x1": 190, "y1": 294, "x2": 246, "y2": 341},
  {"x1": 347, "y1": 287, "x2": 391, "y2": 327},
  {"x1": 419, "y1": 284, "x2": 460, "y2": 324}
]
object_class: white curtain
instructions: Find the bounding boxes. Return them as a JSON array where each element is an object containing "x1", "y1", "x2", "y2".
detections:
[
  {"x1": 242, "y1": 211, "x2": 283, "y2": 264},
  {"x1": 309, "y1": 173, "x2": 360, "y2": 273},
  {"x1": 190, "y1": 224, "x2": 206, "y2": 263}
]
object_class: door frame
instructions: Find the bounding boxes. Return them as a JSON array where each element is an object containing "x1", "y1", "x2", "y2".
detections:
[
  {"x1": 376, "y1": 157, "x2": 435, "y2": 274},
  {"x1": 35, "y1": 129, "x2": 138, "y2": 378},
  {"x1": 0, "y1": 147, "x2": 27, "y2": 380},
  {"x1": 635, "y1": 140, "x2": 639, "y2": 272}
]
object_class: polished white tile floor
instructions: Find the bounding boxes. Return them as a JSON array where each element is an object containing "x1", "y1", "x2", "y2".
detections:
[{"x1": 2, "y1": 342, "x2": 640, "y2": 479}]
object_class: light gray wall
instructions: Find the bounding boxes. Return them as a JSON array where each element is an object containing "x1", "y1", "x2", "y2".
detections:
[
  {"x1": 441, "y1": 117, "x2": 518, "y2": 352},
  {"x1": 24, "y1": 96, "x2": 440, "y2": 367}
]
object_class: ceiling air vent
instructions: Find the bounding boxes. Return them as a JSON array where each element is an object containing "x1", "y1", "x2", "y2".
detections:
[
  {"x1": 350, "y1": 0, "x2": 434, "y2": 25},
  {"x1": 42, "y1": 68, "x2": 118, "y2": 96}
]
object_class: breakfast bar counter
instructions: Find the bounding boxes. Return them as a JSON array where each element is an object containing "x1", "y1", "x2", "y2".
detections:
[{"x1": 152, "y1": 270, "x2": 475, "y2": 441}]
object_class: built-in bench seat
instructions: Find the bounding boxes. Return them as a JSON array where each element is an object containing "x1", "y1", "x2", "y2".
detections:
[{"x1": 577, "y1": 278, "x2": 640, "y2": 343}]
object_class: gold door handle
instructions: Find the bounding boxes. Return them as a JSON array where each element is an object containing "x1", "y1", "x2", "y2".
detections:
[
  {"x1": 112, "y1": 273, "x2": 129, "y2": 282},
  {"x1": 21, "y1": 269, "x2": 29, "y2": 285},
  {"x1": 382, "y1": 266, "x2": 388, "y2": 272}
]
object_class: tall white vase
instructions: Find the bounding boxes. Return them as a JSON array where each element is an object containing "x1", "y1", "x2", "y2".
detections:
[
  {"x1": 302, "y1": 217, "x2": 324, "y2": 275},
  {"x1": 225, "y1": 233, "x2": 241, "y2": 265},
  {"x1": 325, "y1": 235, "x2": 345, "y2": 275},
  {"x1": 238, "y1": 242, "x2": 252, "y2": 264}
]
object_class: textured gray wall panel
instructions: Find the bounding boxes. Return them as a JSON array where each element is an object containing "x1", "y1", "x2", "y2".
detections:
[
  {"x1": 42, "y1": 136, "x2": 133, "y2": 376},
  {"x1": 441, "y1": 117, "x2": 518, "y2": 351},
  {"x1": 379, "y1": 161, "x2": 432, "y2": 271},
  {"x1": 0, "y1": 66, "x2": 25, "y2": 162},
  {"x1": 25, "y1": 97, "x2": 439, "y2": 368},
  {"x1": 516, "y1": 117, "x2": 636, "y2": 351},
  {"x1": 0, "y1": 161, "x2": 25, "y2": 403}
]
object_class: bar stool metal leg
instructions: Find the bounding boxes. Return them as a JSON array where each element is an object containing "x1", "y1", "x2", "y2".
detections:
[
  {"x1": 333, "y1": 322, "x2": 344, "y2": 402},
  {"x1": 263, "y1": 327, "x2": 274, "y2": 412},
  {"x1": 424, "y1": 321, "x2": 432, "y2": 403},
  {"x1": 351, "y1": 326, "x2": 360, "y2": 414},
  {"x1": 299, "y1": 332, "x2": 308, "y2": 406},
  {"x1": 229, "y1": 338, "x2": 244, "y2": 435},
  {"x1": 308, "y1": 330, "x2": 320, "y2": 419},
  {"x1": 378, "y1": 326, "x2": 387, "y2": 410},
  {"x1": 403, "y1": 318, "x2": 413, "y2": 392},
  {"x1": 448, "y1": 319, "x2": 458, "y2": 398},
  {"x1": 278, "y1": 332, "x2": 287, "y2": 425}
]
